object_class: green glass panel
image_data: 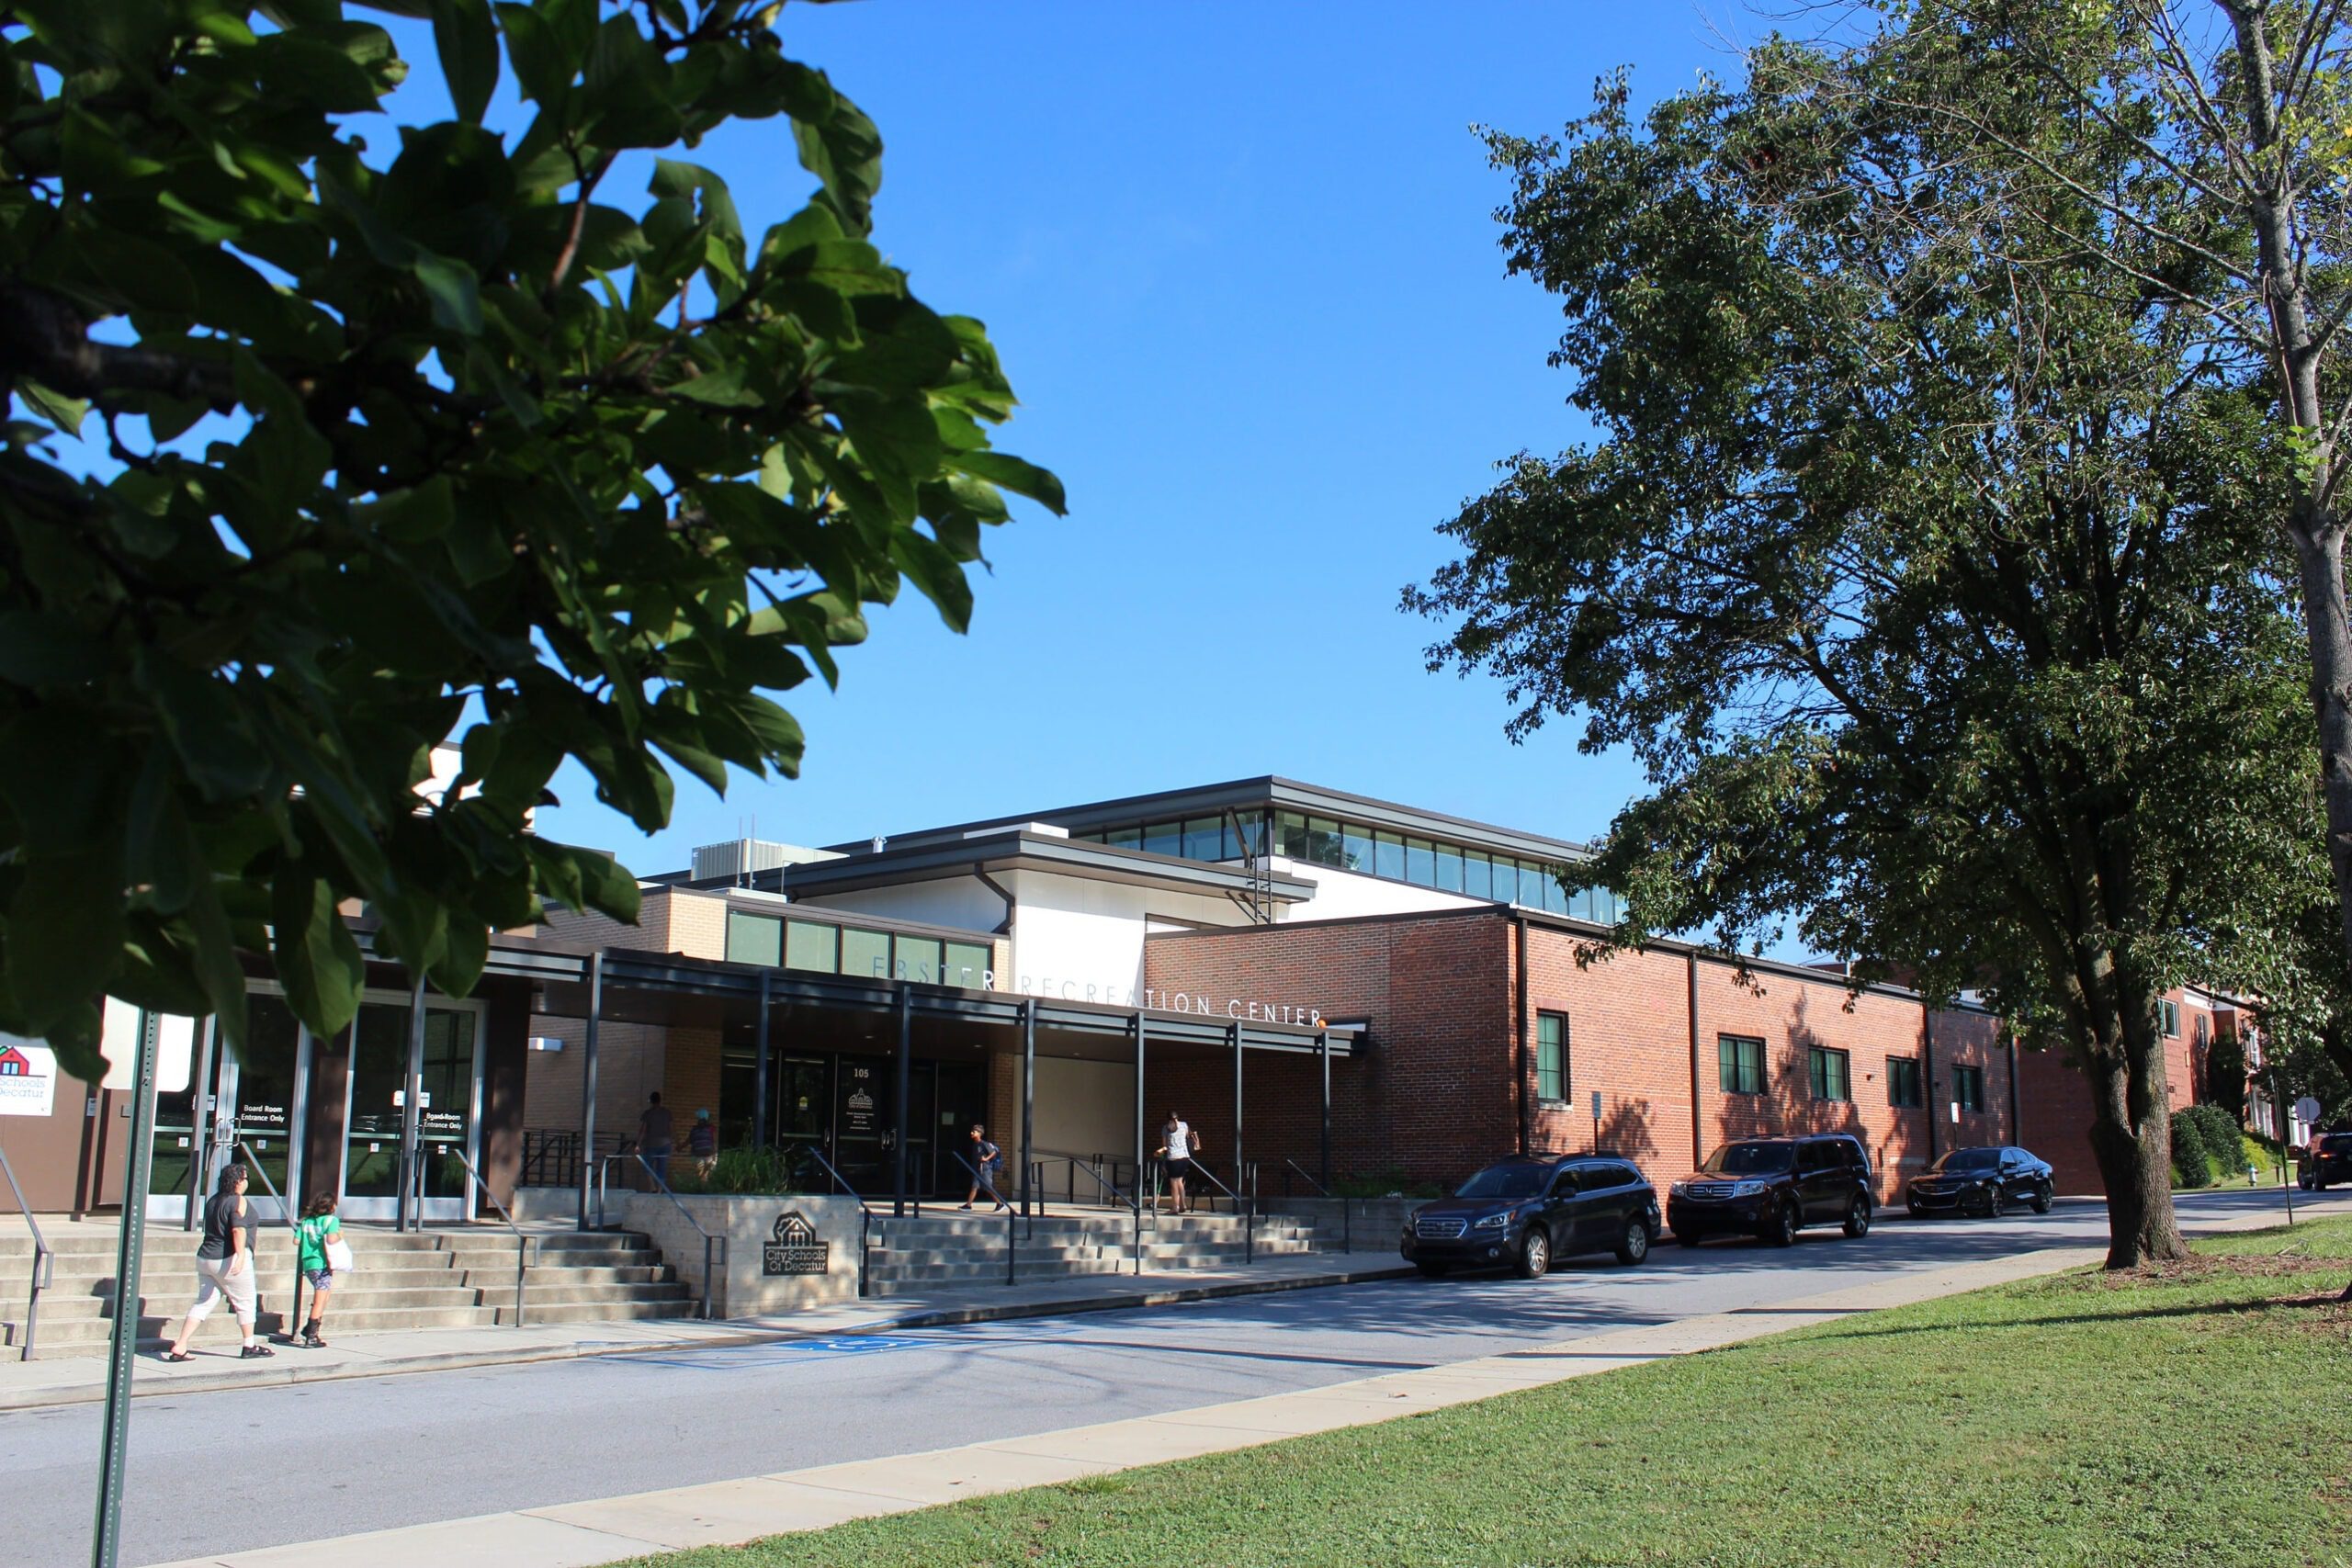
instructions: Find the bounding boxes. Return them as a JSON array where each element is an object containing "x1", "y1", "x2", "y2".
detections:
[
  {"x1": 726, "y1": 910, "x2": 782, "y2": 967},
  {"x1": 893, "y1": 936, "x2": 943, "y2": 984},
  {"x1": 841, "y1": 927, "x2": 891, "y2": 980},
  {"x1": 1435, "y1": 843, "x2": 1464, "y2": 893},
  {"x1": 785, "y1": 920, "x2": 839, "y2": 974},
  {"x1": 944, "y1": 942, "x2": 992, "y2": 989},
  {"x1": 1405, "y1": 837, "x2": 1436, "y2": 886}
]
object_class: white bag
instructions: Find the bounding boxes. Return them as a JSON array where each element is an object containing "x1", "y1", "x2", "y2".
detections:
[{"x1": 325, "y1": 1236, "x2": 356, "y2": 1273}]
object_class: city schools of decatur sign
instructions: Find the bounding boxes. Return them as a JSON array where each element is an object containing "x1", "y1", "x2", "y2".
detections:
[{"x1": 763, "y1": 1212, "x2": 829, "y2": 1277}]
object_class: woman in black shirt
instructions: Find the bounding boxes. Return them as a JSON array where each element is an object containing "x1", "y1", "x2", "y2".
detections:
[{"x1": 164, "y1": 1164, "x2": 272, "y2": 1360}]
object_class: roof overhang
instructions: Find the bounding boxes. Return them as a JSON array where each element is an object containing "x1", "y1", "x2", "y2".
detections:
[{"x1": 756, "y1": 829, "x2": 1316, "y2": 906}]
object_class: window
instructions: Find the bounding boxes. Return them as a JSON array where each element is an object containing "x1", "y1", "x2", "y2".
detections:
[
  {"x1": 944, "y1": 941, "x2": 992, "y2": 988},
  {"x1": 1536, "y1": 1012, "x2": 1568, "y2": 1102},
  {"x1": 1718, "y1": 1035, "x2": 1765, "y2": 1096},
  {"x1": 1405, "y1": 836, "x2": 1436, "y2": 886},
  {"x1": 2159, "y1": 998, "x2": 2181, "y2": 1038},
  {"x1": 1341, "y1": 821, "x2": 1375, "y2": 874},
  {"x1": 784, "y1": 919, "x2": 839, "y2": 974},
  {"x1": 1491, "y1": 856, "x2": 1519, "y2": 906},
  {"x1": 892, "y1": 936, "x2": 942, "y2": 983},
  {"x1": 1548, "y1": 1166, "x2": 1582, "y2": 1198},
  {"x1": 840, "y1": 926, "x2": 891, "y2": 979},
  {"x1": 1141, "y1": 820, "x2": 1181, "y2": 857},
  {"x1": 1276, "y1": 810, "x2": 1308, "y2": 859},
  {"x1": 1182, "y1": 817, "x2": 1224, "y2": 862},
  {"x1": 1887, "y1": 1055, "x2": 1923, "y2": 1109},
  {"x1": 1953, "y1": 1064, "x2": 1987, "y2": 1112},
  {"x1": 1798, "y1": 1141, "x2": 1838, "y2": 1172},
  {"x1": 1464, "y1": 850, "x2": 1493, "y2": 898},
  {"x1": 1539, "y1": 864, "x2": 1568, "y2": 915},
  {"x1": 1435, "y1": 842, "x2": 1464, "y2": 893},
  {"x1": 1374, "y1": 829, "x2": 1406, "y2": 881},
  {"x1": 1106, "y1": 825, "x2": 1142, "y2": 852},
  {"x1": 1306, "y1": 816, "x2": 1344, "y2": 867},
  {"x1": 1808, "y1": 1046, "x2": 1850, "y2": 1102},
  {"x1": 725, "y1": 910, "x2": 781, "y2": 967}
]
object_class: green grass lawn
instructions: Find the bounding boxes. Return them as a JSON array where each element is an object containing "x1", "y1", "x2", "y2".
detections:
[{"x1": 637, "y1": 1221, "x2": 2352, "y2": 1568}]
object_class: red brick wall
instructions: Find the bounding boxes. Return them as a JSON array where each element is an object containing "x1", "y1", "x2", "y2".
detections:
[{"x1": 2015, "y1": 984, "x2": 2218, "y2": 1197}]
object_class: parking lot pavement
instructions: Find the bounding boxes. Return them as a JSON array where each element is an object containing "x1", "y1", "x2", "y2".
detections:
[{"x1": 8, "y1": 1184, "x2": 2333, "y2": 1568}]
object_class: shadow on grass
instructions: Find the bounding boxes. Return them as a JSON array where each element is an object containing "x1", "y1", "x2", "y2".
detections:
[{"x1": 1806, "y1": 1290, "x2": 2352, "y2": 1342}]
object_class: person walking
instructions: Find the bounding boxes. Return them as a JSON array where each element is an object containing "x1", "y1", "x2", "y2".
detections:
[
  {"x1": 638, "y1": 1091, "x2": 673, "y2": 1185},
  {"x1": 960, "y1": 1123, "x2": 1006, "y2": 1211},
  {"x1": 164, "y1": 1163, "x2": 271, "y2": 1361},
  {"x1": 293, "y1": 1192, "x2": 346, "y2": 1348},
  {"x1": 1157, "y1": 1111, "x2": 1201, "y2": 1214},
  {"x1": 688, "y1": 1107, "x2": 718, "y2": 1179}
]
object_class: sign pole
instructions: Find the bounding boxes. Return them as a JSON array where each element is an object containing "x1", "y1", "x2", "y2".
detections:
[
  {"x1": 2276, "y1": 1060, "x2": 2296, "y2": 1227},
  {"x1": 91, "y1": 1008, "x2": 160, "y2": 1568}
]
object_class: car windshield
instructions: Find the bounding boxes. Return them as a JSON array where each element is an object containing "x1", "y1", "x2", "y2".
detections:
[
  {"x1": 1700, "y1": 1143, "x2": 1793, "y2": 1175},
  {"x1": 1930, "y1": 1148, "x2": 2001, "y2": 1173},
  {"x1": 1453, "y1": 1164, "x2": 1547, "y2": 1201}
]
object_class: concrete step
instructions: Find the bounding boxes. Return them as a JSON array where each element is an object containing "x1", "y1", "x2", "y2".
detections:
[{"x1": 490, "y1": 1298, "x2": 695, "y2": 1326}]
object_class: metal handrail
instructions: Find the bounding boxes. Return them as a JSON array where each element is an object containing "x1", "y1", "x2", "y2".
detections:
[
  {"x1": 232, "y1": 1142, "x2": 307, "y2": 1338},
  {"x1": 1030, "y1": 1149, "x2": 1139, "y2": 1212},
  {"x1": 1030, "y1": 1151, "x2": 1142, "y2": 1274},
  {"x1": 1158, "y1": 1157, "x2": 1254, "y2": 1265},
  {"x1": 0, "y1": 1142, "x2": 51, "y2": 1361},
  {"x1": 943, "y1": 1146, "x2": 1017, "y2": 1284},
  {"x1": 1279, "y1": 1157, "x2": 1348, "y2": 1253},
  {"x1": 440, "y1": 1145, "x2": 535, "y2": 1327},
  {"x1": 595, "y1": 1153, "x2": 728, "y2": 1319},
  {"x1": 796, "y1": 1144, "x2": 877, "y2": 1299}
]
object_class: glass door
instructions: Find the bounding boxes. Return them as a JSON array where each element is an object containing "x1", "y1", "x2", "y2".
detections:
[
  {"x1": 148, "y1": 997, "x2": 305, "y2": 1222},
  {"x1": 340, "y1": 997, "x2": 481, "y2": 1222}
]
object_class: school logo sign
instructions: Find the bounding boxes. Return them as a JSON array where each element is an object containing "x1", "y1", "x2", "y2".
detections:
[
  {"x1": 763, "y1": 1211, "x2": 829, "y2": 1276},
  {"x1": 0, "y1": 1037, "x2": 56, "y2": 1118}
]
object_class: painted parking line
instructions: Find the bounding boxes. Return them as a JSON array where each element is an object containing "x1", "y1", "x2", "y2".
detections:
[{"x1": 616, "y1": 1334, "x2": 942, "y2": 1371}]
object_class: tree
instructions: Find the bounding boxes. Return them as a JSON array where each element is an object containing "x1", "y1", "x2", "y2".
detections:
[
  {"x1": 1406, "y1": 43, "x2": 2319, "y2": 1266},
  {"x1": 0, "y1": 0, "x2": 1061, "y2": 1082}
]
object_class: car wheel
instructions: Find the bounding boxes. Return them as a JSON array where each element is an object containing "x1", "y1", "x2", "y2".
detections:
[
  {"x1": 1842, "y1": 1195, "x2": 1871, "y2": 1238},
  {"x1": 1764, "y1": 1198, "x2": 1798, "y2": 1247},
  {"x1": 1514, "y1": 1227, "x2": 1551, "y2": 1280},
  {"x1": 1415, "y1": 1261, "x2": 1450, "y2": 1280},
  {"x1": 1973, "y1": 1187, "x2": 1999, "y2": 1219},
  {"x1": 1674, "y1": 1227, "x2": 1703, "y2": 1247},
  {"x1": 2030, "y1": 1183, "x2": 2052, "y2": 1214},
  {"x1": 1615, "y1": 1216, "x2": 1651, "y2": 1266}
]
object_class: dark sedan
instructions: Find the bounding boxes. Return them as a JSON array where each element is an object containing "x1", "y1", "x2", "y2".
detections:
[
  {"x1": 1906, "y1": 1145, "x2": 2054, "y2": 1218},
  {"x1": 1402, "y1": 1154, "x2": 1660, "y2": 1280},
  {"x1": 2300, "y1": 1132, "x2": 2352, "y2": 1190}
]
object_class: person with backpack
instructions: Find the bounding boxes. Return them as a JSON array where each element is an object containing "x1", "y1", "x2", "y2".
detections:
[
  {"x1": 293, "y1": 1192, "x2": 349, "y2": 1348},
  {"x1": 164, "y1": 1163, "x2": 269, "y2": 1361},
  {"x1": 960, "y1": 1123, "x2": 1006, "y2": 1211}
]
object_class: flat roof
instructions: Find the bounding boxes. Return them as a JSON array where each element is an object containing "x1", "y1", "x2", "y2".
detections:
[
  {"x1": 726, "y1": 829, "x2": 1319, "y2": 907},
  {"x1": 821, "y1": 776, "x2": 1596, "y2": 865}
]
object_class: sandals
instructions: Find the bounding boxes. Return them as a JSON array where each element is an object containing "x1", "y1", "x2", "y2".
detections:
[
  {"x1": 162, "y1": 1350, "x2": 193, "y2": 1363},
  {"x1": 240, "y1": 1344, "x2": 275, "y2": 1359}
]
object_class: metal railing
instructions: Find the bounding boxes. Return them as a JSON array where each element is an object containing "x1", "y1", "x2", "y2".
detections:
[
  {"x1": 0, "y1": 1142, "x2": 51, "y2": 1361},
  {"x1": 1153, "y1": 1158, "x2": 1255, "y2": 1265},
  {"x1": 1040, "y1": 1152, "x2": 1143, "y2": 1275},
  {"x1": 521, "y1": 1129, "x2": 629, "y2": 1190},
  {"x1": 943, "y1": 1146, "x2": 1019, "y2": 1284},
  {"x1": 440, "y1": 1145, "x2": 535, "y2": 1326},
  {"x1": 595, "y1": 1151, "x2": 727, "y2": 1318},
  {"x1": 797, "y1": 1144, "x2": 877, "y2": 1298},
  {"x1": 1028, "y1": 1150, "x2": 1140, "y2": 1213},
  {"x1": 1277, "y1": 1157, "x2": 1349, "y2": 1254},
  {"x1": 233, "y1": 1142, "x2": 308, "y2": 1337}
]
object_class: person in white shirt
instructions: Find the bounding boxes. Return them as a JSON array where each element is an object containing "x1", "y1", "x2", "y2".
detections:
[{"x1": 1156, "y1": 1111, "x2": 1202, "y2": 1214}]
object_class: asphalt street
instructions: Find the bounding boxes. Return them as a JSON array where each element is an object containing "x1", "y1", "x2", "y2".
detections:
[{"x1": 1, "y1": 1185, "x2": 2314, "y2": 1568}]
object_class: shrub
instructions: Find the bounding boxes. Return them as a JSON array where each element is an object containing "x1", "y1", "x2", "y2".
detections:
[
  {"x1": 2186, "y1": 1104, "x2": 2247, "y2": 1181},
  {"x1": 671, "y1": 1145, "x2": 800, "y2": 1196},
  {"x1": 2170, "y1": 1110, "x2": 2212, "y2": 1189}
]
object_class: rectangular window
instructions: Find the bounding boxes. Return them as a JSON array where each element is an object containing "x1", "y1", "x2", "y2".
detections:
[
  {"x1": 944, "y1": 941, "x2": 992, "y2": 989},
  {"x1": 1539, "y1": 863, "x2": 1567, "y2": 915},
  {"x1": 1464, "y1": 849, "x2": 1492, "y2": 899},
  {"x1": 1341, "y1": 821, "x2": 1374, "y2": 874},
  {"x1": 725, "y1": 910, "x2": 781, "y2": 968},
  {"x1": 1536, "y1": 1012, "x2": 1568, "y2": 1102},
  {"x1": 1372, "y1": 829, "x2": 1405, "y2": 881},
  {"x1": 1953, "y1": 1064, "x2": 1987, "y2": 1112},
  {"x1": 1887, "y1": 1055, "x2": 1923, "y2": 1109},
  {"x1": 784, "y1": 919, "x2": 839, "y2": 975},
  {"x1": 1808, "y1": 1046, "x2": 1850, "y2": 1102},
  {"x1": 1718, "y1": 1035, "x2": 1765, "y2": 1096},
  {"x1": 1405, "y1": 837, "x2": 1436, "y2": 886},
  {"x1": 1491, "y1": 856, "x2": 1519, "y2": 906},
  {"x1": 1307, "y1": 816, "x2": 1344, "y2": 867},
  {"x1": 1435, "y1": 842, "x2": 1464, "y2": 893},
  {"x1": 1106, "y1": 825, "x2": 1142, "y2": 852},
  {"x1": 1142, "y1": 820, "x2": 1182, "y2": 857},
  {"x1": 1182, "y1": 817, "x2": 1223, "y2": 862},
  {"x1": 1276, "y1": 811, "x2": 1309, "y2": 860},
  {"x1": 840, "y1": 926, "x2": 891, "y2": 980},
  {"x1": 2159, "y1": 998, "x2": 2180, "y2": 1038},
  {"x1": 892, "y1": 936, "x2": 943, "y2": 984}
]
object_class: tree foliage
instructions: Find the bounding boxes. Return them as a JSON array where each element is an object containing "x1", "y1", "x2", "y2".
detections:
[
  {"x1": 0, "y1": 0, "x2": 1062, "y2": 1080},
  {"x1": 1407, "y1": 35, "x2": 2321, "y2": 1264}
]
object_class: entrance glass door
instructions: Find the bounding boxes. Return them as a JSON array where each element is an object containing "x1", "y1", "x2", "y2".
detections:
[
  {"x1": 340, "y1": 998, "x2": 481, "y2": 1221},
  {"x1": 149, "y1": 996, "x2": 306, "y2": 1222},
  {"x1": 832, "y1": 1056, "x2": 891, "y2": 1194}
]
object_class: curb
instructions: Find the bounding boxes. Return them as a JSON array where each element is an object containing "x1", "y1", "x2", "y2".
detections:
[{"x1": 0, "y1": 1261, "x2": 1420, "y2": 1413}]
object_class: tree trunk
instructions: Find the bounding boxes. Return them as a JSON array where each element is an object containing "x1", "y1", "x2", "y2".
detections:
[
  {"x1": 2292, "y1": 522, "x2": 2352, "y2": 970},
  {"x1": 2081, "y1": 1021, "x2": 2188, "y2": 1269}
]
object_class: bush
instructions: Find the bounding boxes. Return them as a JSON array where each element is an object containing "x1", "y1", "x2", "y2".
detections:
[
  {"x1": 2186, "y1": 1104, "x2": 2247, "y2": 1181},
  {"x1": 2170, "y1": 1110, "x2": 2212, "y2": 1189},
  {"x1": 670, "y1": 1144, "x2": 800, "y2": 1196}
]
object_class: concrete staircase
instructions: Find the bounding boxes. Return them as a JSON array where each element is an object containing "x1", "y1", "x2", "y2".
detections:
[
  {"x1": 0, "y1": 1223, "x2": 694, "y2": 1359},
  {"x1": 862, "y1": 1209, "x2": 1325, "y2": 1296}
]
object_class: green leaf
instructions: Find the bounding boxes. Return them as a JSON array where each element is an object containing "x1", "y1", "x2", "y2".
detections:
[
  {"x1": 6, "y1": 851, "x2": 125, "y2": 1032},
  {"x1": 429, "y1": 0, "x2": 499, "y2": 124},
  {"x1": 16, "y1": 381, "x2": 86, "y2": 436},
  {"x1": 413, "y1": 253, "x2": 484, "y2": 334},
  {"x1": 358, "y1": 475, "x2": 457, "y2": 543},
  {"x1": 950, "y1": 451, "x2": 1066, "y2": 514},
  {"x1": 137, "y1": 649, "x2": 273, "y2": 802},
  {"x1": 0, "y1": 611, "x2": 107, "y2": 685},
  {"x1": 272, "y1": 873, "x2": 365, "y2": 1039}
]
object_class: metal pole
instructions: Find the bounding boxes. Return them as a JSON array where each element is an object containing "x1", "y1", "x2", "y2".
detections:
[
  {"x1": 1317, "y1": 1028, "x2": 1330, "y2": 1190},
  {"x1": 892, "y1": 984, "x2": 911, "y2": 1217},
  {"x1": 578, "y1": 953, "x2": 603, "y2": 1231},
  {"x1": 184, "y1": 1015, "x2": 216, "y2": 1232},
  {"x1": 1021, "y1": 999, "x2": 1035, "y2": 1220},
  {"x1": 752, "y1": 969, "x2": 772, "y2": 1151},
  {"x1": 1133, "y1": 1010, "x2": 1146, "y2": 1275},
  {"x1": 91, "y1": 1008, "x2": 161, "y2": 1568},
  {"x1": 396, "y1": 976, "x2": 425, "y2": 1233}
]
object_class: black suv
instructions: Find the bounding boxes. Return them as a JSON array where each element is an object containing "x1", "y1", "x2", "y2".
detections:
[
  {"x1": 1667, "y1": 1134, "x2": 1873, "y2": 1247},
  {"x1": 2301, "y1": 1132, "x2": 2352, "y2": 1190},
  {"x1": 1402, "y1": 1154, "x2": 1661, "y2": 1280},
  {"x1": 1906, "y1": 1145, "x2": 2054, "y2": 1218}
]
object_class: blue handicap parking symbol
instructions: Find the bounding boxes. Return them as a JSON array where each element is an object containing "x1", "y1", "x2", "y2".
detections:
[{"x1": 790, "y1": 1335, "x2": 929, "y2": 1356}]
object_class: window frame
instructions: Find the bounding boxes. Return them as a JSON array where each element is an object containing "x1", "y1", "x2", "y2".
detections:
[
  {"x1": 1717, "y1": 1034, "x2": 1766, "y2": 1097},
  {"x1": 1535, "y1": 1011, "x2": 1568, "y2": 1104},
  {"x1": 1808, "y1": 1045, "x2": 1851, "y2": 1103},
  {"x1": 1887, "y1": 1055, "x2": 1923, "y2": 1109},
  {"x1": 1952, "y1": 1063, "x2": 1988, "y2": 1112}
]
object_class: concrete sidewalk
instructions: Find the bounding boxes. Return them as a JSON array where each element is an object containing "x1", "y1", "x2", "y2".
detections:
[
  {"x1": 0, "y1": 1248, "x2": 1417, "y2": 1412},
  {"x1": 144, "y1": 1191, "x2": 2352, "y2": 1568}
]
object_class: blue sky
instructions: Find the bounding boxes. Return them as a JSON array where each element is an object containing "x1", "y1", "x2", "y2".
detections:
[{"x1": 423, "y1": 4, "x2": 1746, "y2": 868}]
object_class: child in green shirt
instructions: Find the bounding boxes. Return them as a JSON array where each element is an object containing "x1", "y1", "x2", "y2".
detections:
[{"x1": 295, "y1": 1193, "x2": 344, "y2": 1348}]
